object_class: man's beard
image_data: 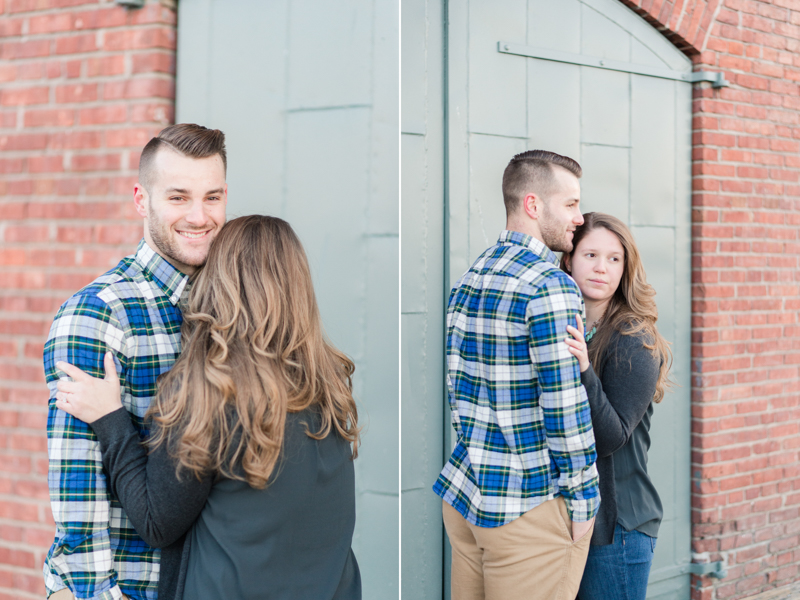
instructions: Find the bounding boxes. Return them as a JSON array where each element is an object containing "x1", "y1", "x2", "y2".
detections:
[
  {"x1": 539, "y1": 203, "x2": 572, "y2": 253},
  {"x1": 147, "y1": 207, "x2": 209, "y2": 269}
]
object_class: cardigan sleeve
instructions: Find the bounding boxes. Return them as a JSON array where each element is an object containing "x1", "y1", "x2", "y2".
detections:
[
  {"x1": 580, "y1": 331, "x2": 660, "y2": 458},
  {"x1": 90, "y1": 407, "x2": 213, "y2": 548}
]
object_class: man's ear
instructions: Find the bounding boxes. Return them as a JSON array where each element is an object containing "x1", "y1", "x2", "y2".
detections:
[
  {"x1": 522, "y1": 193, "x2": 540, "y2": 220},
  {"x1": 133, "y1": 183, "x2": 148, "y2": 218}
]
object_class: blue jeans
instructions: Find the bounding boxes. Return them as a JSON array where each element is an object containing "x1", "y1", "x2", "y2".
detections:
[{"x1": 577, "y1": 523, "x2": 656, "y2": 600}]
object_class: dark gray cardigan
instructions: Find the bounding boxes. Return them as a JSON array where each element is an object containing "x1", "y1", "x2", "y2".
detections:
[
  {"x1": 580, "y1": 328, "x2": 663, "y2": 546},
  {"x1": 91, "y1": 408, "x2": 360, "y2": 600}
]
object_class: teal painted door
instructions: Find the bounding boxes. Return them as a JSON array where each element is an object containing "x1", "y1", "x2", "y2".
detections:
[
  {"x1": 175, "y1": 1, "x2": 399, "y2": 598},
  {"x1": 401, "y1": 0, "x2": 448, "y2": 597},
  {"x1": 443, "y1": 0, "x2": 693, "y2": 597}
]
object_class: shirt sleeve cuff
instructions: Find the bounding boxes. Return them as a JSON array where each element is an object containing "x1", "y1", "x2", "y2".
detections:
[
  {"x1": 563, "y1": 495, "x2": 600, "y2": 523},
  {"x1": 54, "y1": 584, "x2": 127, "y2": 600},
  {"x1": 95, "y1": 585, "x2": 128, "y2": 600}
]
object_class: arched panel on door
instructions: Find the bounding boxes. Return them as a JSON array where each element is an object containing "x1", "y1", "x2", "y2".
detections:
[{"x1": 445, "y1": 0, "x2": 692, "y2": 597}]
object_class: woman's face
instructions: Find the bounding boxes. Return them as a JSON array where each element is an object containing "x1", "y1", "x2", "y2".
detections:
[{"x1": 569, "y1": 227, "x2": 625, "y2": 305}]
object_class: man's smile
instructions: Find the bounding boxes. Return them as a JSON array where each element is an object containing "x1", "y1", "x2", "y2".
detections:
[{"x1": 176, "y1": 230, "x2": 211, "y2": 239}]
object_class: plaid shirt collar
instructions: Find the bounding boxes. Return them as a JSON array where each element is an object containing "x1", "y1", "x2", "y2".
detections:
[
  {"x1": 134, "y1": 239, "x2": 190, "y2": 306},
  {"x1": 498, "y1": 229, "x2": 559, "y2": 267}
]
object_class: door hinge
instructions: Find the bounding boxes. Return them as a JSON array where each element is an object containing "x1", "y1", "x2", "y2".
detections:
[{"x1": 688, "y1": 560, "x2": 728, "y2": 579}]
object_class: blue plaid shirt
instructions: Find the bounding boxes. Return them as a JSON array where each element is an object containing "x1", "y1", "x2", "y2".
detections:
[
  {"x1": 43, "y1": 240, "x2": 187, "y2": 600},
  {"x1": 434, "y1": 230, "x2": 600, "y2": 527}
]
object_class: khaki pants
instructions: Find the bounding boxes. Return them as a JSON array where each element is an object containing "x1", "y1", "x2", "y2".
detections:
[
  {"x1": 49, "y1": 590, "x2": 130, "y2": 600},
  {"x1": 443, "y1": 497, "x2": 593, "y2": 600}
]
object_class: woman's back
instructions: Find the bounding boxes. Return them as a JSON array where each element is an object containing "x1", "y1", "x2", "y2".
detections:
[{"x1": 182, "y1": 409, "x2": 360, "y2": 600}]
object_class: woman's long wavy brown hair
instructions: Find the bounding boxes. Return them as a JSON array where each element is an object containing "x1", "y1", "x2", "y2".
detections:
[
  {"x1": 147, "y1": 215, "x2": 359, "y2": 487},
  {"x1": 561, "y1": 212, "x2": 673, "y2": 403}
]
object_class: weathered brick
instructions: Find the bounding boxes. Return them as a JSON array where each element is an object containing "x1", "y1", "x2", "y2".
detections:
[
  {"x1": 131, "y1": 51, "x2": 174, "y2": 75},
  {"x1": 86, "y1": 55, "x2": 126, "y2": 78},
  {"x1": 103, "y1": 27, "x2": 176, "y2": 52},
  {"x1": 27, "y1": 156, "x2": 64, "y2": 173},
  {"x1": 130, "y1": 101, "x2": 173, "y2": 124},
  {"x1": 55, "y1": 83, "x2": 98, "y2": 104},
  {"x1": 77, "y1": 104, "x2": 127, "y2": 125},
  {"x1": 23, "y1": 108, "x2": 74, "y2": 128},
  {"x1": 0, "y1": 39, "x2": 50, "y2": 60},
  {"x1": 54, "y1": 33, "x2": 98, "y2": 56},
  {"x1": 70, "y1": 152, "x2": 121, "y2": 172},
  {"x1": 0, "y1": 86, "x2": 49, "y2": 106},
  {"x1": 103, "y1": 77, "x2": 174, "y2": 101},
  {"x1": 28, "y1": 12, "x2": 76, "y2": 35}
]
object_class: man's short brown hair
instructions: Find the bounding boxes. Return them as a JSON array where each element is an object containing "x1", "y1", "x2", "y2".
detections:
[
  {"x1": 139, "y1": 123, "x2": 227, "y2": 193},
  {"x1": 502, "y1": 150, "x2": 582, "y2": 216}
]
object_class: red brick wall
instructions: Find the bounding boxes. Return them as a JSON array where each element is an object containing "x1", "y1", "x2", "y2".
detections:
[
  {"x1": 622, "y1": 1, "x2": 800, "y2": 599},
  {"x1": 0, "y1": 0, "x2": 175, "y2": 596}
]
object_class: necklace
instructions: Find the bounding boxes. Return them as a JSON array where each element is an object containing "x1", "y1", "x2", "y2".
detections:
[{"x1": 584, "y1": 311, "x2": 606, "y2": 342}]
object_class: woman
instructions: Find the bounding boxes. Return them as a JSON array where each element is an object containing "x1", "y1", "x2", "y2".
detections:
[
  {"x1": 560, "y1": 212, "x2": 672, "y2": 600},
  {"x1": 54, "y1": 215, "x2": 361, "y2": 600}
]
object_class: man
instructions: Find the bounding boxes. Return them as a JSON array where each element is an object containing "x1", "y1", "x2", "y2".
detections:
[
  {"x1": 43, "y1": 124, "x2": 228, "y2": 600},
  {"x1": 433, "y1": 150, "x2": 600, "y2": 600}
]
